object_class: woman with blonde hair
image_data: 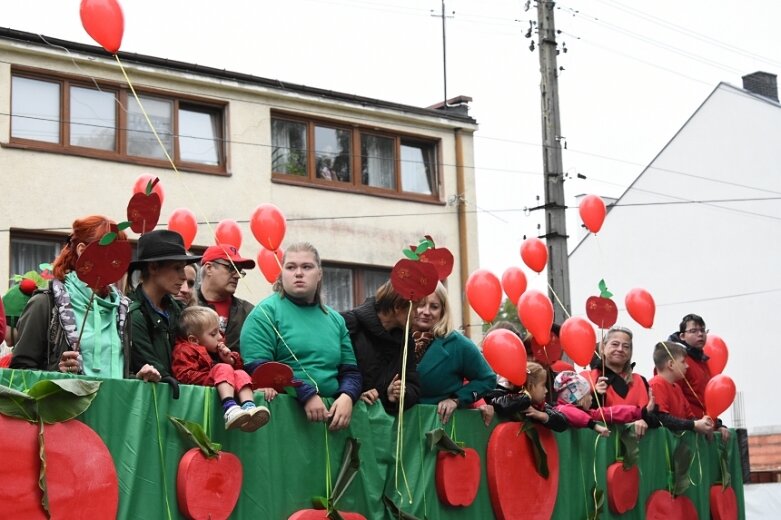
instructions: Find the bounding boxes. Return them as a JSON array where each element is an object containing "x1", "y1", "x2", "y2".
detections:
[{"x1": 413, "y1": 283, "x2": 496, "y2": 424}]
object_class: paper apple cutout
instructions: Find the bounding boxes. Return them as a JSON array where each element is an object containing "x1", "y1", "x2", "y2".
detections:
[
  {"x1": 419, "y1": 246, "x2": 454, "y2": 281},
  {"x1": 177, "y1": 448, "x2": 243, "y2": 520},
  {"x1": 251, "y1": 362, "x2": 302, "y2": 392},
  {"x1": 585, "y1": 279, "x2": 617, "y2": 329},
  {"x1": 435, "y1": 448, "x2": 481, "y2": 507},
  {"x1": 75, "y1": 236, "x2": 132, "y2": 290},
  {"x1": 390, "y1": 259, "x2": 438, "y2": 301},
  {"x1": 127, "y1": 177, "x2": 162, "y2": 234},
  {"x1": 606, "y1": 462, "x2": 639, "y2": 514},
  {"x1": 645, "y1": 490, "x2": 697, "y2": 519},
  {"x1": 709, "y1": 485, "x2": 737, "y2": 520}
]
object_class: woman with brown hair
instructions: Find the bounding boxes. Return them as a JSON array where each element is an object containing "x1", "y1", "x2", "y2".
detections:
[{"x1": 11, "y1": 215, "x2": 159, "y2": 381}]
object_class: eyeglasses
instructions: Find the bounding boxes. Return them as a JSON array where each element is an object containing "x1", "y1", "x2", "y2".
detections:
[
  {"x1": 212, "y1": 261, "x2": 245, "y2": 278},
  {"x1": 684, "y1": 328, "x2": 708, "y2": 335}
]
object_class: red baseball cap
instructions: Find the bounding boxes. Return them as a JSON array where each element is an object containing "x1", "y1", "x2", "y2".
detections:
[{"x1": 201, "y1": 244, "x2": 256, "y2": 269}]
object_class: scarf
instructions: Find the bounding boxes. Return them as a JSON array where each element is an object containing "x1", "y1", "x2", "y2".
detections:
[{"x1": 412, "y1": 330, "x2": 434, "y2": 363}]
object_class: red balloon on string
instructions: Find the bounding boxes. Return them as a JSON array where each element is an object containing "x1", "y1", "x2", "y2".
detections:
[
  {"x1": 167, "y1": 208, "x2": 198, "y2": 249},
  {"x1": 250, "y1": 204, "x2": 286, "y2": 251},
  {"x1": 132, "y1": 174, "x2": 165, "y2": 206},
  {"x1": 520, "y1": 238, "x2": 547, "y2": 273},
  {"x1": 80, "y1": 0, "x2": 125, "y2": 54},
  {"x1": 517, "y1": 290, "x2": 553, "y2": 346},
  {"x1": 704, "y1": 335, "x2": 729, "y2": 376},
  {"x1": 483, "y1": 329, "x2": 528, "y2": 386},
  {"x1": 578, "y1": 195, "x2": 607, "y2": 234},
  {"x1": 465, "y1": 269, "x2": 502, "y2": 322},
  {"x1": 501, "y1": 267, "x2": 528, "y2": 305},
  {"x1": 215, "y1": 219, "x2": 242, "y2": 249},
  {"x1": 625, "y1": 288, "x2": 655, "y2": 329},
  {"x1": 559, "y1": 317, "x2": 597, "y2": 367},
  {"x1": 704, "y1": 374, "x2": 736, "y2": 419},
  {"x1": 257, "y1": 248, "x2": 284, "y2": 284}
]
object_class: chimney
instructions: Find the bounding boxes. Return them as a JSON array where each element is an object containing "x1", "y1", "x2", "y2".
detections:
[{"x1": 742, "y1": 71, "x2": 778, "y2": 101}]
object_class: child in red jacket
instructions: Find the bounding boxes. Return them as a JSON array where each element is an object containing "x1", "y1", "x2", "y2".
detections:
[
  {"x1": 554, "y1": 371, "x2": 655, "y2": 437},
  {"x1": 173, "y1": 306, "x2": 269, "y2": 432}
]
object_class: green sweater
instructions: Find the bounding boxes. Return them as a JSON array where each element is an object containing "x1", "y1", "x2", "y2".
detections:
[{"x1": 241, "y1": 294, "x2": 356, "y2": 398}]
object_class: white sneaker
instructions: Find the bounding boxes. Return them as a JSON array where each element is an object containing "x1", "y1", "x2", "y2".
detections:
[
  {"x1": 241, "y1": 405, "x2": 271, "y2": 433},
  {"x1": 224, "y1": 405, "x2": 250, "y2": 430}
]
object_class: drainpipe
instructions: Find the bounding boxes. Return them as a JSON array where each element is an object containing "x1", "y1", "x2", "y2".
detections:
[{"x1": 454, "y1": 128, "x2": 472, "y2": 338}]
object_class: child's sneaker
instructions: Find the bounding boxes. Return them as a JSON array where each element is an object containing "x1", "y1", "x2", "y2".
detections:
[
  {"x1": 224, "y1": 405, "x2": 250, "y2": 430},
  {"x1": 241, "y1": 405, "x2": 271, "y2": 433}
]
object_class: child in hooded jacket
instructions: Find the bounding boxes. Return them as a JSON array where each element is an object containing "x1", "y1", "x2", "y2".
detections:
[
  {"x1": 484, "y1": 361, "x2": 568, "y2": 431},
  {"x1": 553, "y1": 371, "x2": 655, "y2": 437}
]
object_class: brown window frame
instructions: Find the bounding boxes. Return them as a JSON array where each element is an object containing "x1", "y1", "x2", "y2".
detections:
[
  {"x1": 271, "y1": 111, "x2": 443, "y2": 203},
  {"x1": 7, "y1": 67, "x2": 229, "y2": 176},
  {"x1": 321, "y1": 262, "x2": 392, "y2": 312}
]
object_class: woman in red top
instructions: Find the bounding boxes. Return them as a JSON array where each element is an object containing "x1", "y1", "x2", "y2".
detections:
[{"x1": 587, "y1": 326, "x2": 658, "y2": 437}]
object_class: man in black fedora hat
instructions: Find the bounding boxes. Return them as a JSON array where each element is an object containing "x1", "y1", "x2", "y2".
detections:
[{"x1": 128, "y1": 230, "x2": 202, "y2": 379}]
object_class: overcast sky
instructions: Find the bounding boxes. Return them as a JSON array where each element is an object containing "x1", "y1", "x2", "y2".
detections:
[{"x1": 4, "y1": 0, "x2": 780, "y2": 289}]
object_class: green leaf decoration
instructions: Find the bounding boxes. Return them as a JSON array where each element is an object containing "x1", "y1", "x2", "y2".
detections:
[
  {"x1": 1, "y1": 379, "x2": 102, "y2": 424},
  {"x1": 39, "y1": 263, "x2": 53, "y2": 271},
  {"x1": 620, "y1": 427, "x2": 640, "y2": 469},
  {"x1": 521, "y1": 421, "x2": 549, "y2": 478},
  {"x1": 402, "y1": 249, "x2": 419, "y2": 261},
  {"x1": 331, "y1": 437, "x2": 361, "y2": 507},
  {"x1": 587, "y1": 485, "x2": 605, "y2": 520},
  {"x1": 311, "y1": 496, "x2": 328, "y2": 509},
  {"x1": 145, "y1": 177, "x2": 160, "y2": 195},
  {"x1": 383, "y1": 495, "x2": 422, "y2": 520},
  {"x1": 169, "y1": 416, "x2": 221, "y2": 458},
  {"x1": 598, "y1": 279, "x2": 613, "y2": 299},
  {"x1": 717, "y1": 436, "x2": 732, "y2": 489},
  {"x1": 426, "y1": 427, "x2": 465, "y2": 456},
  {"x1": 117, "y1": 221, "x2": 132, "y2": 231},
  {"x1": 672, "y1": 439, "x2": 693, "y2": 497},
  {"x1": 0, "y1": 384, "x2": 37, "y2": 421},
  {"x1": 99, "y1": 232, "x2": 117, "y2": 246}
]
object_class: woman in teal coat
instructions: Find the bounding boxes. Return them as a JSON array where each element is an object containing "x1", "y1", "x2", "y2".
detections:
[{"x1": 413, "y1": 283, "x2": 496, "y2": 424}]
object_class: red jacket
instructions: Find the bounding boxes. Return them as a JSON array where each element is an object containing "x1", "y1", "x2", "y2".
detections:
[
  {"x1": 682, "y1": 354, "x2": 710, "y2": 418},
  {"x1": 172, "y1": 340, "x2": 243, "y2": 386}
]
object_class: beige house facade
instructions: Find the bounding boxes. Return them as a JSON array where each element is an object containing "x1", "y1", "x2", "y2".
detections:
[{"x1": 0, "y1": 29, "x2": 480, "y2": 331}]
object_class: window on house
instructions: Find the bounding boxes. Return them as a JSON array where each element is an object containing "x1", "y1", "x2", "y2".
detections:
[
  {"x1": 9, "y1": 234, "x2": 63, "y2": 277},
  {"x1": 272, "y1": 113, "x2": 440, "y2": 201},
  {"x1": 9, "y1": 70, "x2": 227, "y2": 174},
  {"x1": 321, "y1": 264, "x2": 391, "y2": 312}
]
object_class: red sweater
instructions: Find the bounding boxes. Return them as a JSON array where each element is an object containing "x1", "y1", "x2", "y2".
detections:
[
  {"x1": 682, "y1": 354, "x2": 710, "y2": 418},
  {"x1": 649, "y1": 375, "x2": 694, "y2": 419}
]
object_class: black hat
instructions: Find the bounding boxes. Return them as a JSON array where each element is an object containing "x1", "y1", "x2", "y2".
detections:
[{"x1": 128, "y1": 230, "x2": 202, "y2": 272}]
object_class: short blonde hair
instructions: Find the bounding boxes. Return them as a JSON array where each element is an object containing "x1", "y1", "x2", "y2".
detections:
[{"x1": 176, "y1": 306, "x2": 219, "y2": 340}]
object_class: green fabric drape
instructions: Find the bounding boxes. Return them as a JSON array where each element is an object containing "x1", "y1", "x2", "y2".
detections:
[{"x1": 0, "y1": 369, "x2": 744, "y2": 519}]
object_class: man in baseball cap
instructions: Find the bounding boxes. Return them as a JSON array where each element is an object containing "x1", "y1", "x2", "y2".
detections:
[{"x1": 197, "y1": 244, "x2": 256, "y2": 352}]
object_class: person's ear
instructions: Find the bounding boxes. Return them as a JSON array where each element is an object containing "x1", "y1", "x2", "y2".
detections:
[
  {"x1": 75, "y1": 242, "x2": 87, "y2": 258},
  {"x1": 187, "y1": 334, "x2": 198, "y2": 344}
]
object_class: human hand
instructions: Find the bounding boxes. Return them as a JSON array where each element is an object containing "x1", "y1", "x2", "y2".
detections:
[
  {"x1": 524, "y1": 407, "x2": 549, "y2": 423},
  {"x1": 58, "y1": 350, "x2": 81, "y2": 374},
  {"x1": 595, "y1": 377, "x2": 608, "y2": 395},
  {"x1": 478, "y1": 404, "x2": 495, "y2": 427},
  {"x1": 327, "y1": 394, "x2": 353, "y2": 431},
  {"x1": 387, "y1": 374, "x2": 402, "y2": 403},
  {"x1": 217, "y1": 344, "x2": 234, "y2": 364},
  {"x1": 694, "y1": 416, "x2": 715, "y2": 435},
  {"x1": 360, "y1": 388, "x2": 380, "y2": 405},
  {"x1": 261, "y1": 387, "x2": 278, "y2": 402},
  {"x1": 594, "y1": 424, "x2": 611, "y2": 437},
  {"x1": 437, "y1": 398, "x2": 459, "y2": 424},
  {"x1": 646, "y1": 389, "x2": 656, "y2": 413},
  {"x1": 136, "y1": 364, "x2": 161, "y2": 382},
  {"x1": 632, "y1": 419, "x2": 648, "y2": 438},
  {"x1": 304, "y1": 395, "x2": 328, "y2": 423}
]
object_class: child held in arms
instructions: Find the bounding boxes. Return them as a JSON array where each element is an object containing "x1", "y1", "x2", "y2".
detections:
[
  {"x1": 484, "y1": 361, "x2": 568, "y2": 431},
  {"x1": 648, "y1": 341, "x2": 714, "y2": 434},
  {"x1": 553, "y1": 371, "x2": 655, "y2": 437},
  {"x1": 172, "y1": 306, "x2": 269, "y2": 432}
]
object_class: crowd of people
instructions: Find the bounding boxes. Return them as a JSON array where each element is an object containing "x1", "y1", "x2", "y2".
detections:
[{"x1": 1, "y1": 215, "x2": 731, "y2": 439}]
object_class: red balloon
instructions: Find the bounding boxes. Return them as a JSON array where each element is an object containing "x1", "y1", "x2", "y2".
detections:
[
  {"x1": 578, "y1": 195, "x2": 607, "y2": 234},
  {"x1": 80, "y1": 0, "x2": 125, "y2": 54},
  {"x1": 517, "y1": 290, "x2": 553, "y2": 346},
  {"x1": 257, "y1": 248, "x2": 284, "y2": 284},
  {"x1": 250, "y1": 204, "x2": 286, "y2": 251},
  {"x1": 483, "y1": 329, "x2": 528, "y2": 386},
  {"x1": 465, "y1": 270, "x2": 502, "y2": 322},
  {"x1": 704, "y1": 335, "x2": 729, "y2": 375},
  {"x1": 501, "y1": 267, "x2": 527, "y2": 305},
  {"x1": 704, "y1": 374, "x2": 736, "y2": 419},
  {"x1": 520, "y1": 238, "x2": 547, "y2": 273},
  {"x1": 559, "y1": 317, "x2": 597, "y2": 367},
  {"x1": 625, "y1": 288, "x2": 655, "y2": 329},
  {"x1": 215, "y1": 219, "x2": 242, "y2": 249},
  {"x1": 132, "y1": 174, "x2": 165, "y2": 206},
  {"x1": 167, "y1": 208, "x2": 198, "y2": 249}
]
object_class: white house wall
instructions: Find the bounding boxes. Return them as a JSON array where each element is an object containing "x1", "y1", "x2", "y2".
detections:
[{"x1": 570, "y1": 83, "x2": 781, "y2": 431}]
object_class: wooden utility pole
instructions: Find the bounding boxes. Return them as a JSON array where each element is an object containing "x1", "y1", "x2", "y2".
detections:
[{"x1": 536, "y1": 0, "x2": 571, "y2": 323}]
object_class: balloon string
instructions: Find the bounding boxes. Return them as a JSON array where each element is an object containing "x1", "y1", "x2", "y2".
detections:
[
  {"x1": 584, "y1": 370, "x2": 608, "y2": 426},
  {"x1": 394, "y1": 302, "x2": 413, "y2": 504},
  {"x1": 324, "y1": 423, "x2": 332, "y2": 506},
  {"x1": 546, "y1": 282, "x2": 571, "y2": 319},
  {"x1": 151, "y1": 385, "x2": 173, "y2": 520},
  {"x1": 592, "y1": 434, "x2": 601, "y2": 514}
]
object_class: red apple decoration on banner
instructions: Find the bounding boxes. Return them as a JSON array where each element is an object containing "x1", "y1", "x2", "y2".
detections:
[
  {"x1": 520, "y1": 237, "x2": 547, "y2": 273},
  {"x1": 579, "y1": 194, "x2": 607, "y2": 234},
  {"x1": 465, "y1": 269, "x2": 502, "y2": 322},
  {"x1": 487, "y1": 422, "x2": 559, "y2": 520},
  {"x1": 585, "y1": 279, "x2": 618, "y2": 329},
  {"x1": 288, "y1": 511, "x2": 366, "y2": 520},
  {"x1": 501, "y1": 267, "x2": 527, "y2": 305},
  {"x1": 80, "y1": 0, "x2": 125, "y2": 54},
  {"x1": 625, "y1": 288, "x2": 655, "y2": 329},
  {"x1": 436, "y1": 449, "x2": 481, "y2": 507},
  {"x1": 704, "y1": 335, "x2": 729, "y2": 376},
  {"x1": 559, "y1": 316, "x2": 597, "y2": 367},
  {"x1": 709, "y1": 485, "x2": 738, "y2": 520},
  {"x1": 483, "y1": 329, "x2": 528, "y2": 386},
  {"x1": 215, "y1": 219, "x2": 243, "y2": 249},
  {"x1": 177, "y1": 448, "x2": 243, "y2": 520},
  {"x1": 704, "y1": 374, "x2": 736, "y2": 419},
  {"x1": 127, "y1": 177, "x2": 162, "y2": 234},
  {"x1": 606, "y1": 463, "x2": 639, "y2": 514},
  {"x1": 645, "y1": 490, "x2": 698, "y2": 519},
  {"x1": 517, "y1": 290, "x2": 553, "y2": 346},
  {"x1": 168, "y1": 208, "x2": 198, "y2": 250},
  {"x1": 258, "y1": 248, "x2": 284, "y2": 284},
  {"x1": 250, "y1": 203, "x2": 286, "y2": 251}
]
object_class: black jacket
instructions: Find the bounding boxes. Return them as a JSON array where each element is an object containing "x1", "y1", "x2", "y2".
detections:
[{"x1": 341, "y1": 298, "x2": 420, "y2": 413}]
